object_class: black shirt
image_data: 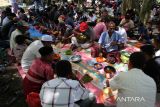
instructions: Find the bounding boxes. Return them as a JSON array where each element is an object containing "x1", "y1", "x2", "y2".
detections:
[{"x1": 144, "y1": 56, "x2": 160, "y2": 93}]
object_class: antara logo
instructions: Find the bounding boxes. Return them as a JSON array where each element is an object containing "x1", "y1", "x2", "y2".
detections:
[{"x1": 117, "y1": 97, "x2": 146, "y2": 102}]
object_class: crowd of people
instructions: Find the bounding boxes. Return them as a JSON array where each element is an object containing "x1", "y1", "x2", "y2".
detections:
[{"x1": 0, "y1": 0, "x2": 160, "y2": 107}]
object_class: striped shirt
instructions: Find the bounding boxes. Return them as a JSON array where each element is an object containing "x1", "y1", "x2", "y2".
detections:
[{"x1": 40, "y1": 78, "x2": 89, "y2": 107}]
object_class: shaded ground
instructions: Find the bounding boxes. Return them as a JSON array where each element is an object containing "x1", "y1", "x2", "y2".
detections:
[
  {"x1": 0, "y1": 66, "x2": 107, "y2": 107},
  {"x1": 0, "y1": 66, "x2": 27, "y2": 107}
]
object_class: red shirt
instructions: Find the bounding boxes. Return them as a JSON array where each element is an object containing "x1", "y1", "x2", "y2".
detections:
[{"x1": 23, "y1": 58, "x2": 54, "y2": 97}]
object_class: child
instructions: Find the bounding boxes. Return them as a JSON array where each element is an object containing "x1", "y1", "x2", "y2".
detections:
[
  {"x1": 104, "y1": 66, "x2": 116, "y2": 79},
  {"x1": 13, "y1": 35, "x2": 27, "y2": 64}
]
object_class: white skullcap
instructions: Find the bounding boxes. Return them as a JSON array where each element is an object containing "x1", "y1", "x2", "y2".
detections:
[{"x1": 41, "y1": 35, "x2": 53, "y2": 42}]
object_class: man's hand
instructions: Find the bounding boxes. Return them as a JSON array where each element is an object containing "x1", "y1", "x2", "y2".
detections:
[{"x1": 111, "y1": 41, "x2": 117, "y2": 46}]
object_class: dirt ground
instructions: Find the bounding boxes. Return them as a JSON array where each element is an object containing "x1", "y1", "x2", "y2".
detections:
[
  {"x1": 0, "y1": 66, "x2": 27, "y2": 107},
  {"x1": 0, "y1": 66, "x2": 106, "y2": 107}
]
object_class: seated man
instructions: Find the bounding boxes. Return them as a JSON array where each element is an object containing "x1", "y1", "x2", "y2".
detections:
[
  {"x1": 40, "y1": 60, "x2": 95, "y2": 107},
  {"x1": 110, "y1": 52, "x2": 156, "y2": 107},
  {"x1": 23, "y1": 46, "x2": 54, "y2": 98},
  {"x1": 71, "y1": 21, "x2": 94, "y2": 50},
  {"x1": 10, "y1": 20, "x2": 29, "y2": 53},
  {"x1": 13, "y1": 35, "x2": 27, "y2": 64},
  {"x1": 21, "y1": 35, "x2": 53, "y2": 72},
  {"x1": 93, "y1": 17, "x2": 109, "y2": 40},
  {"x1": 98, "y1": 21, "x2": 121, "y2": 53},
  {"x1": 1, "y1": 13, "x2": 16, "y2": 40},
  {"x1": 119, "y1": 13, "x2": 134, "y2": 38}
]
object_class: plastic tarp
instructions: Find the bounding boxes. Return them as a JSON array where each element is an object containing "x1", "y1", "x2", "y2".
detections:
[{"x1": 28, "y1": 26, "x2": 43, "y2": 38}]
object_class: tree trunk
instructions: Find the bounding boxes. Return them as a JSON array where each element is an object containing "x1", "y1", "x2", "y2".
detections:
[
  {"x1": 139, "y1": 0, "x2": 152, "y2": 24},
  {"x1": 121, "y1": 0, "x2": 152, "y2": 24},
  {"x1": 78, "y1": 0, "x2": 84, "y2": 9},
  {"x1": 121, "y1": 0, "x2": 127, "y2": 15},
  {"x1": 121, "y1": 0, "x2": 138, "y2": 15}
]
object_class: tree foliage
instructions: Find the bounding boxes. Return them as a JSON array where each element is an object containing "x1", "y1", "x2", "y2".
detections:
[{"x1": 121, "y1": 0, "x2": 153, "y2": 24}]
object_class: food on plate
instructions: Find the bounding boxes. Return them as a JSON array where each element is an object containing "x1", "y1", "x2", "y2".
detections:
[
  {"x1": 121, "y1": 54, "x2": 129, "y2": 63},
  {"x1": 94, "y1": 63, "x2": 103, "y2": 70},
  {"x1": 80, "y1": 74, "x2": 93, "y2": 84},
  {"x1": 104, "y1": 66, "x2": 116, "y2": 79},
  {"x1": 53, "y1": 31, "x2": 59, "y2": 34},
  {"x1": 53, "y1": 54, "x2": 61, "y2": 60},
  {"x1": 120, "y1": 51, "x2": 130, "y2": 63},
  {"x1": 65, "y1": 50, "x2": 72, "y2": 55},
  {"x1": 96, "y1": 57, "x2": 106, "y2": 63},
  {"x1": 134, "y1": 42, "x2": 144, "y2": 48},
  {"x1": 106, "y1": 56, "x2": 116, "y2": 64},
  {"x1": 77, "y1": 34, "x2": 88, "y2": 44}
]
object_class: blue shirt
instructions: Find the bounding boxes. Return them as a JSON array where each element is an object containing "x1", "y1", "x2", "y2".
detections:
[
  {"x1": 98, "y1": 31, "x2": 121, "y2": 52},
  {"x1": 138, "y1": 26, "x2": 151, "y2": 43}
]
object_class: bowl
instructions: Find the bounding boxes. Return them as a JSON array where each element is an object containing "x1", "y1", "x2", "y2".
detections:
[
  {"x1": 106, "y1": 57, "x2": 116, "y2": 64},
  {"x1": 94, "y1": 63, "x2": 103, "y2": 70},
  {"x1": 70, "y1": 55, "x2": 81, "y2": 63},
  {"x1": 77, "y1": 34, "x2": 88, "y2": 44}
]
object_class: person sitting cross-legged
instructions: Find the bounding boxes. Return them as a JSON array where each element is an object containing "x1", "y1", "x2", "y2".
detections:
[
  {"x1": 23, "y1": 46, "x2": 54, "y2": 98},
  {"x1": 40, "y1": 60, "x2": 95, "y2": 107},
  {"x1": 98, "y1": 21, "x2": 122, "y2": 56},
  {"x1": 71, "y1": 21, "x2": 95, "y2": 50},
  {"x1": 21, "y1": 35, "x2": 53, "y2": 73},
  {"x1": 13, "y1": 35, "x2": 27, "y2": 64}
]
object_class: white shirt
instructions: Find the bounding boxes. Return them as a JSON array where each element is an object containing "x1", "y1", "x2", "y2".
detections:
[
  {"x1": 88, "y1": 14, "x2": 97, "y2": 22},
  {"x1": 2, "y1": 17, "x2": 10, "y2": 26},
  {"x1": 155, "y1": 50, "x2": 160, "y2": 57},
  {"x1": 13, "y1": 44, "x2": 27, "y2": 62},
  {"x1": 40, "y1": 78, "x2": 89, "y2": 107},
  {"x1": 110, "y1": 68, "x2": 156, "y2": 107},
  {"x1": 115, "y1": 27, "x2": 128, "y2": 44},
  {"x1": 10, "y1": 29, "x2": 22, "y2": 51},
  {"x1": 9, "y1": 0, "x2": 16, "y2": 4},
  {"x1": 21, "y1": 40, "x2": 43, "y2": 72}
]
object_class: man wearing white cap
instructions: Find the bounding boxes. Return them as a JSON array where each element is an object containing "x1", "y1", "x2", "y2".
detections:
[{"x1": 21, "y1": 35, "x2": 53, "y2": 73}]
